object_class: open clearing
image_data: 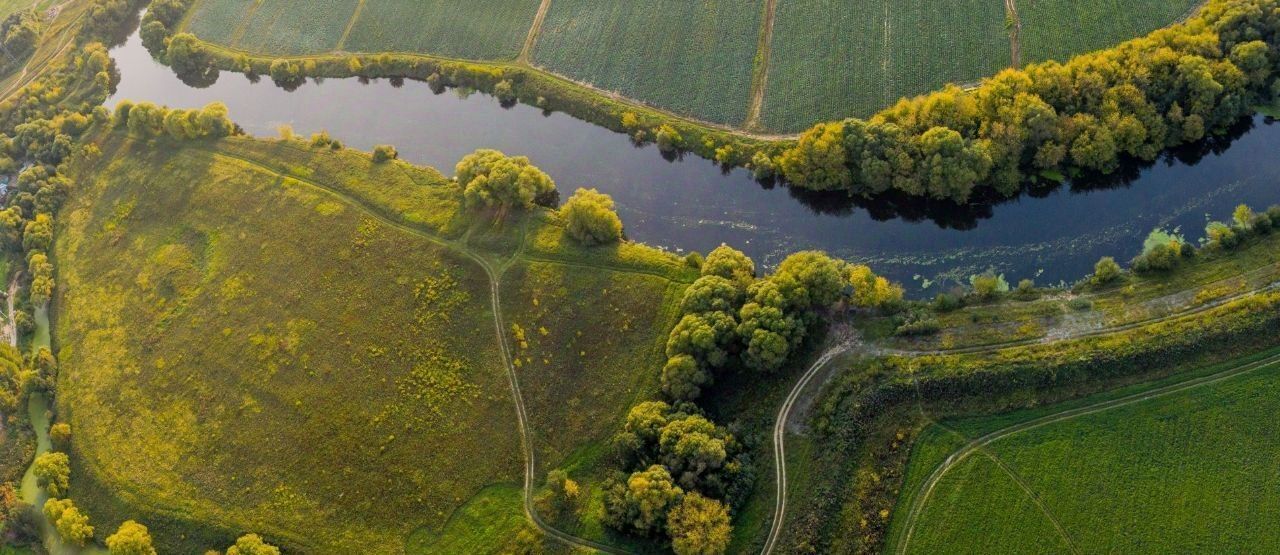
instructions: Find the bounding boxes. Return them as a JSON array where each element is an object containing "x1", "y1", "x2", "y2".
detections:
[
  {"x1": 178, "y1": 0, "x2": 1201, "y2": 131},
  {"x1": 892, "y1": 352, "x2": 1280, "y2": 554}
]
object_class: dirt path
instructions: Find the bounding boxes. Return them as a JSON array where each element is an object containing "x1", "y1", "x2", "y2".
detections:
[
  {"x1": 744, "y1": 0, "x2": 779, "y2": 131},
  {"x1": 894, "y1": 350, "x2": 1280, "y2": 554},
  {"x1": 519, "y1": 0, "x2": 553, "y2": 63},
  {"x1": 1005, "y1": 0, "x2": 1022, "y2": 68},
  {"x1": 761, "y1": 339, "x2": 857, "y2": 554}
]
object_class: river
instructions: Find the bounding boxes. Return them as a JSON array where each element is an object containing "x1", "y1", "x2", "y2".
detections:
[{"x1": 105, "y1": 28, "x2": 1280, "y2": 295}]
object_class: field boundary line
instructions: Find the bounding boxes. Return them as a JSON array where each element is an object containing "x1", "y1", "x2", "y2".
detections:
[
  {"x1": 978, "y1": 449, "x2": 1081, "y2": 554},
  {"x1": 519, "y1": 0, "x2": 552, "y2": 63},
  {"x1": 894, "y1": 351, "x2": 1280, "y2": 554},
  {"x1": 744, "y1": 0, "x2": 779, "y2": 131},
  {"x1": 334, "y1": 0, "x2": 366, "y2": 51},
  {"x1": 1005, "y1": 0, "x2": 1022, "y2": 68}
]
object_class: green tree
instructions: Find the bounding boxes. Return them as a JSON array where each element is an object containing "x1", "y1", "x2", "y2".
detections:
[
  {"x1": 779, "y1": 122, "x2": 849, "y2": 191},
  {"x1": 33, "y1": 451, "x2": 69, "y2": 497},
  {"x1": 700, "y1": 245, "x2": 755, "y2": 287},
  {"x1": 561, "y1": 188, "x2": 623, "y2": 245},
  {"x1": 22, "y1": 213, "x2": 51, "y2": 253},
  {"x1": 618, "y1": 465, "x2": 683, "y2": 534},
  {"x1": 456, "y1": 149, "x2": 557, "y2": 212},
  {"x1": 665, "y1": 311, "x2": 737, "y2": 369},
  {"x1": 969, "y1": 272, "x2": 1008, "y2": 300},
  {"x1": 680, "y1": 276, "x2": 743, "y2": 315},
  {"x1": 226, "y1": 533, "x2": 281, "y2": 555},
  {"x1": 667, "y1": 493, "x2": 732, "y2": 555},
  {"x1": 661, "y1": 354, "x2": 710, "y2": 402},
  {"x1": 771, "y1": 251, "x2": 846, "y2": 311},
  {"x1": 43, "y1": 498, "x2": 93, "y2": 546},
  {"x1": 107, "y1": 520, "x2": 156, "y2": 555},
  {"x1": 1233, "y1": 203, "x2": 1255, "y2": 230}
]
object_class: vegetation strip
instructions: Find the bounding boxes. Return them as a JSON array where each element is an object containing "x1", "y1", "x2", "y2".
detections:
[{"x1": 896, "y1": 350, "x2": 1280, "y2": 553}]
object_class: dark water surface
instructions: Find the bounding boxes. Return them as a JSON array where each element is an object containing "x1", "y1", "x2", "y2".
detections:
[{"x1": 106, "y1": 30, "x2": 1280, "y2": 295}]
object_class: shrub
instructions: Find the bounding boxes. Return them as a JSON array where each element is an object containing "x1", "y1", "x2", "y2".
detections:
[
  {"x1": 456, "y1": 149, "x2": 557, "y2": 211},
  {"x1": 1091, "y1": 257, "x2": 1123, "y2": 286},
  {"x1": 561, "y1": 188, "x2": 623, "y2": 245},
  {"x1": 371, "y1": 144, "x2": 397, "y2": 163}
]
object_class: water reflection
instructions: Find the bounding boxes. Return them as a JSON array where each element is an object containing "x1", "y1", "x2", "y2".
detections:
[{"x1": 107, "y1": 27, "x2": 1280, "y2": 295}]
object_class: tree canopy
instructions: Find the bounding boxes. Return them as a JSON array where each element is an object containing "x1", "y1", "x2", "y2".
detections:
[
  {"x1": 106, "y1": 520, "x2": 157, "y2": 555},
  {"x1": 455, "y1": 149, "x2": 557, "y2": 212},
  {"x1": 561, "y1": 188, "x2": 623, "y2": 245}
]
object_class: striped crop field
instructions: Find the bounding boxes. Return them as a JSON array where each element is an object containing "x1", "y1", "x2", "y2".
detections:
[
  {"x1": 342, "y1": 0, "x2": 542, "y2": 60},
  {"x1": 1018, "y1": 0, "x2": 1204, "y2": 64},
  {"x1": 530, "y1": 0, "x2": 766, "y2": 126},
  {"x1": 759, "y1": 0, "x2": 1011, "y2": 133}
]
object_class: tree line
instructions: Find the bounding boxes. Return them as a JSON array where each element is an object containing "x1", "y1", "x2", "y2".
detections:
[{"x1": 768, "y1": 0, "x2": 1280, "y2": 203}]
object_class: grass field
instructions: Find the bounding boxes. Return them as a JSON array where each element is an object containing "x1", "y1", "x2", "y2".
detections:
[
  {"x1": 893, "y1": 354, "x2": 1280, "y2": 554},
  {"x1": 0, "y1": 0, "x2": 55, "y2": 20},
  {"x1": 228, "y1": 0, "x2": 355, "y2": 55},
  {"x1": 342, "y1": 0, "x2": 541, "y2": 60},
  {"x1": 760, "y1": 0, "x2": 1011, "y2": 132},
  {"x1": 530, "y1": 0, "x2": 765, "y2": 126},
  {"x1": 1018, "y1": 0, "x2": 1202, "y2": 64},
  {"x1": 56, "y1": 136, "x2": 522, "y2": 553}
]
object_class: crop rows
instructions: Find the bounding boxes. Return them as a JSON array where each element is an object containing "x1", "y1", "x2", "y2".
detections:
[
  {"x1": 342, "y1": 0, "x2": 541, "y2": 60},
  {"x1": 530, "y1": 0, "x2": 765, "y2": 126},
  {"x1": 904, "y1": 361, "x2": 1280, "y2": 553},
  {"x1": 1018, "y1": 0, "x2": 1203, "y2": 64},
  {"x1": 760, "y1": 0, "x2": 1010, "y2": 132}
]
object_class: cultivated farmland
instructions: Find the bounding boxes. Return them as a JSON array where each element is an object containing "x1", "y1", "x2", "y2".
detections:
[
  {"x1": 760, "y1": 0, "x2": 1011, "y2": 132},
  {"x1": 231, "y1": 0, "x2": 356, "y2": 56},
  {"x1": 893, "y1": 354, "x2": 1280, "y2": 554},
  {"x1": 342, "y1": 0, "x2": 542, "y2": 61},
  {"x1": 1018, "y1": 0, "x2": 1203, "y2": 64},
  {"x1": 57, "y1": 136, "x2": 522, "y2": 553},
  {"x1": 530, "y1": 0, "x2": 765, "y2": 126}
]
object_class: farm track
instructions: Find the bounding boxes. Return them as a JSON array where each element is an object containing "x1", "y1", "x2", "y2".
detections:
[
  {"x1": 744, "y1": 0, "x2": 778, "y2": 131},
  {"x1": 1006, "y1": 0, "x2": 1022, "y2": 67},
  {"x1": 894, "y1": 350, "x2": 1280, "y2": 554},
  {"x1": 334, "y1": 0, "x2": 366, "y2": 51},
  {"x1": 519, "y1": 0, "x2": 552, "y2": 63},
  {"x1": 199, "y1": 147, "x2": 637, "y2": 554}
]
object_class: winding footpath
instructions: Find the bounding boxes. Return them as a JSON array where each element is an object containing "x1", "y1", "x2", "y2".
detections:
[{"x1": 894, "y1": 350, "x2": 1280, "y2": 554}]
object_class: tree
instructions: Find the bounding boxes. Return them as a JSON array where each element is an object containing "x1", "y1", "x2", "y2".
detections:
[
  {"x1": 661, "y1": 354, "x2": 711, "y2": 402},
  {"x1": 1233, "y1": 203, "x2": 1255, "y2": 230},
  {"x1": 43, "y1": 498, "x2": 93, "y2": 546},
  {"x1": 846, "y1": 264, "x2": 903, "y2": 309},
  {"x1": 771, "y1": 251, "x2": 845, "y2": 311},
  {"x1": 107, "y1": 520, "x2": 156, "y2": 555},
  {"x1": 665, "y1": 311, "x2": 737, "y2": 369},
  {"x1": 658, "y1": 415, "x2": 728, "y2": 490},
  {"x1": 779, "y1": 122, "x2": 849, "y2": 191},
  {"x1": 22, "y1": 213, "x2": 51, "y2": 253},
  {"x1": 226, "y1": 533, "x2": 281, "y2": 555},
  {"x1": 610, "y1": 465, "x2": 683, "y2": 535},
  {"x1": 700, "y1": 245, "x2": 754, "y2": 287},
  {"x1": 456, "y1": 149, "x2": 557, "y2": 212},
  {"x1": 655, "y1": 125, "x2": 685, "y2": 153},
  {"x1": 667, "y1": 493, "x2": 731, "y2": 555},
  {"x1": 28, "y1": 251, "x2": 53, "y2": 305},
  {"x1": 545, "y1": 469, "x2": 580, "y2": 511},
  {"x1": 1091, "y1": 256, "x2": 1122, "y2": 285},
  {"x1": 561, "y1": 188, "x2": 622, "y2": 245},
  {"x1": 33, "y1": 451, "x2": 69, "y2": 497},
  {"x1": 680, "y1": 276, "x2": 743, "y2": 315}
]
